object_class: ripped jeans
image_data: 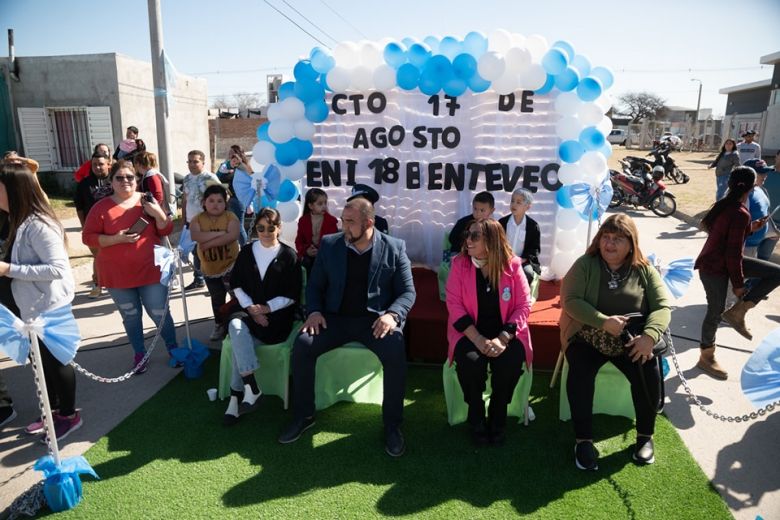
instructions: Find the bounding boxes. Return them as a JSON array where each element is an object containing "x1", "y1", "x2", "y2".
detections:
[{"x1": 108, "y1": 283, "x2": 177, "y2": 354}]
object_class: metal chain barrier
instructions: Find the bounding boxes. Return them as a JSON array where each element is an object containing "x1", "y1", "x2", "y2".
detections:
[
  {"x1": 69, "y1": 255, "x2": 177, "y2": 384},
  {"x1": 668, "y1": 342, "x2": 778, "y2": 423}
]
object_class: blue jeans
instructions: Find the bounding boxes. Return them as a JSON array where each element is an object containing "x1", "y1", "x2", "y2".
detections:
[
  {"x1": 715, "y1": 175, "x2": 729, "y2": 201},
  {"x1": 228, "y1": 317, "x2": 260, "y2": 391},
  {"x1": 108, "y1": 283, "x2": 177, "y2": 354},
  {"x1": 228, "y1": 196, "x2": 248, "y2": 246}
]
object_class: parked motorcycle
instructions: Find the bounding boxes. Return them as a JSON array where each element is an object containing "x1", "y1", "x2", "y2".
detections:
[
  {"x1": 609, "y1": 162, "x2": 677, "y2": 217},
  {"x1": 647, "y1": 141, "x2": 689, "y2": 184}
]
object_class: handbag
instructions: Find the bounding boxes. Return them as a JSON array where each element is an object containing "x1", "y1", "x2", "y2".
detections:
[{"x1": 622, "y1": 313, "x2": 671, "y2": 413}]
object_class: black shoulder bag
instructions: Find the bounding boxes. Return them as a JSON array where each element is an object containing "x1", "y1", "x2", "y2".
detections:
[{"x1": 621, "y1": 313, "x2": 671, "y2": 413}]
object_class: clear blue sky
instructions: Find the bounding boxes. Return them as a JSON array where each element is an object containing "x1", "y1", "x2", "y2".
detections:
[{"x1": 3, "y1": 0, "x2": 779, "y2": 116}]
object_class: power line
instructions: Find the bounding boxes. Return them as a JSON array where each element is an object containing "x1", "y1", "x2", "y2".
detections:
[
  {"x1": 263, "y1": 0, "x2": 331, "y2": 49},
  {"x1": 318, "y1": 0, "x2": 367, "y2": 39},
  {"x1": 189, "y1": 66, "x2": 292, "y2": 76},
  {"x1": 616, "y1": 65, "x2": 767, "y2": 74},
  {"x1": 280, "y1": 0, "x2": 339, "y2": 45}
]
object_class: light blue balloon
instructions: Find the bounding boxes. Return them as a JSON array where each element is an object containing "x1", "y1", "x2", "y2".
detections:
[
  {"x1": 570, "y1": 55, "x2": 591, "y2": 77},
  {"x1": 256, "y1": 122, "x2": 270, "y2": 141},
  {"x1": 418, "y1": 68, "x2": 442, "y2": 95},
  {"x1": 401, "y1": 37, "x2": 417, "y2": 49},
  {"x1": 293, "y1": 60, "x2": 318, "y2": 82},
  {"x1": 468, "y1": 73, "x2": 491, "y2": 93},
  {"x1": 279, "y1": 81, "x2": 296, "y2": 100},
  {"x1": 591, "y1": 66, "x2": 614, "y2": 89},
  {"x1": 384, "y1": 42, "x2": 407, "y2": 69},
  {"x1": 304, "y1": 100, "x2": 328, "y2": 123},
  {"x1": 579, "y1": 127, "x2": 605, "y2": 151},
  {"x1": 277, "y1": 179, "x2": 300, "y2": 203},
  {"x1": 396, "y1": 63, "x2": 420, "y2": 90},
  {"x1": 554, "y1": 66, "x2": 580, "y2": 92},
  {"x1": 439, "y1": 36, "x2": 461, "y2": 60},
  {"x1": 453, "y1": 53, "x2": 477, "y2": 79},
  {"x1": 259, "y1": 194, "x2": 277, "y2": 210},
  {"x1": 275, "y1": 141, "x2": 298, "y2": 166},
  {"x1": 309, "y1": 46, "x2": 325, "y2": 60},
  {"x1": 443, "y1": 77, "x2": 467, "y2": 97},
  {"x1": 423, "y1": 35, "x2": 440, "y2": 53},
  {"x1": 425, "y1": 55, "x2": 454, "y2": 83},
  {"x1": 311, "y1": 50, "x2": 335, "y2": 74},
  {"x1": 463, "y1": 31, "x2": 488, "y2": 58},
  {"x1": 599, "y1": 142, "x2": 613, "y2": 158},
  {"x1": 577, "y1": 76, "x2": 602, "y2": 102},
  {"x1": 294, "y1": 79, "x2": 324, "y2": 103},
  {"x1": 559, "y1": 140, "x2": 585, "y2": 163},
  {"x1": 556, "y1": 186, "x2": 574, "y2": 208},
  {"x1": 542, "y1": 48, "x2": 568, "y2": 75},
  {"x1": 552, "y1": 40, "x2": 575, "y2": 61},
  {"x1": 291, "y1": 138, "x2": 313, "y2": 160},
  {"x1": 408, "y1": 43, "x2": 432, "y2": 68},
  {"x1": 535, "y1": 74, "x2": 555, "y2": 95}
]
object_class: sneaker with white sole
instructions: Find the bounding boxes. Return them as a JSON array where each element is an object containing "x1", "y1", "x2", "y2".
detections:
[
  {"x1": 575, "y1": 441, "x2": 599, "y2": 471},
  {"x1": 632, "y1": 437, "x2": 655, "y2": 465},
  {"x1": 40, "y1": 411, "x2": 83, "y2": 444}
]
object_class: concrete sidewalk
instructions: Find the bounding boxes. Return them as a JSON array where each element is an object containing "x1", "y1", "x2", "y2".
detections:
[{"x1": 1, "y1": 212, "x2": 779, "y2": 519}]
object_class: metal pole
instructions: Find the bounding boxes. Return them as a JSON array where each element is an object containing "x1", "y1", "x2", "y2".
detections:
[
  {"x1": 691, "y1": 78, "x2": 702, "y2": 140},
  {"x1": 30, "y1": 334, "x2": 61, "y2": 466},
  {"x1": 147, "y1": 0, "x2": 176, "y2": 212}
]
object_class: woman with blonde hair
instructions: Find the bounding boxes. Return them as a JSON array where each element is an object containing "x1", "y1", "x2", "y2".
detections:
[{"x1": 445, "y1": 218, "x2": 532, "y2": 446}]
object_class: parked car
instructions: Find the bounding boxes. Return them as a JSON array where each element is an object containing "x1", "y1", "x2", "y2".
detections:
[{"x1": 607, "y1": 129, "x2": 627, "y2": 146}]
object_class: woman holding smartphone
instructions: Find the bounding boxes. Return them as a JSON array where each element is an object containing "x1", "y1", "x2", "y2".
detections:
[{"x1": 82, "y1": 161, "x2": 178, "y2": 374}]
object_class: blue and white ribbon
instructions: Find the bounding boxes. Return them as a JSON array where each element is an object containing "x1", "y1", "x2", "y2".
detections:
[
  {"x1": 153, "y1": 245, "x2": 176, "y2": 286},
  {"x1": 568, "y1": 172, "x2": 613, "y2": 221},
  {"x1": 647, "y1": 254, "x2": 694, "y2": 299},
  {"x1": 0, "y1": 304, "x2": 81, "y2": 366},
  {"x1": 741, "y1": 327, "x2": 780, "y2": 409}
]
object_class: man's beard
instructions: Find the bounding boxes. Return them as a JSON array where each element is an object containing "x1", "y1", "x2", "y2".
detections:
[{"x1": 347, "y1": 222, "x2": 367, "y2": 244}]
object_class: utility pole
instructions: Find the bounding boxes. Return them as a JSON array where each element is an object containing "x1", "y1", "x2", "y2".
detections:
[
  {"x1": 691, "y1": 78, "x2": 702, "y2": 134},
  {"x1": 147, "y1": 0, "x2": 175, "y2": 212}
]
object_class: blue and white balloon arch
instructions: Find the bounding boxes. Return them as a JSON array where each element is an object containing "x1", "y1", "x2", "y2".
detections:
[{"x1": 251, "y1": 29, "x2": 616, "y2": 277}]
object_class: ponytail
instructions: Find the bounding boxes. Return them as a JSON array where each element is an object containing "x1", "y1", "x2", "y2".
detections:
[{"x1": 701, "y1": 166, "x2": 756, "y2": 232}]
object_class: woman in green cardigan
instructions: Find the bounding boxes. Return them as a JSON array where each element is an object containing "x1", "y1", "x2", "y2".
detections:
[{"x1": 560, "y1": 214, "x2": 671, "y2": 471}]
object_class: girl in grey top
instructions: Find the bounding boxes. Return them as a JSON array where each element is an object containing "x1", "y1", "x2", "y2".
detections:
[{"x1": 709, "y1": 139, "x2": 740, "y2": 200}]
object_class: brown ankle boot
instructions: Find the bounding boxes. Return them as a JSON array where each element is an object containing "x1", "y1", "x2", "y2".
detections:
[
  {"x1": 721, "y1": 300, "x2": 756, "y2": 340},
  {"x1": 696, "y1": 346, "x2": 728, "y2": 380}
]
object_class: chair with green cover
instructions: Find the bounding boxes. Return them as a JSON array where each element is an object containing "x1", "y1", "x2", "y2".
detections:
[
  {"x1": 442, "y1": 361, "x2": 534, "y2": 426},
  {"x1": 438, "y1": 228, "x2": 453, "y2": 301},
  {"x1": 558, "y1": 359, "x2": 635, "y2": 421},
  {"x1": 313, "y1": 342, "x2": 384, "y2": 410}
]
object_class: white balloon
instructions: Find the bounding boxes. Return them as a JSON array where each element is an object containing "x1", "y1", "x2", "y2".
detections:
[
  {"x1": 555, "y1": 230, "x2": 581, "y2": 252},
  {"x1": 556, "y1": 207, "x2": 582, "y2": 230},
  {"x1": 278, "y1": 218, "x2": 297, "y2": 246},
  {"x1": 293, "y1": 119, "x2": 315, "y2": 140},
  {"x1": 491, "y1": 71, "x2": 519, "y2": 95},
  {"x1": 280, "y1": 97, "x2": 305, "y2": 120},
  {"x1": 504, "y1": 46, "x2": 532, "y2": 75},
  {"x1": 595, "y1": 92, "x2": 613, "y2": 113},
  {"x1": 360, "y1": 41, "x2": 382, "y2": 68},
  {"x1": 577, "y1": 102, "x2": 604, "y2": 126},
  {"x1": 326, "y1": 66, "x2": 350, "y2": 92},
  {"x1": 511, "y1": 33, "x2": 526, "y2": 47},
  {"x1": 277, "y1": 200, "x2": 303, "y2": 223},
  {"x1": 252, "y1": 141, "x2": 275, "y2": 165},
  {"x1": 556, "y1": 116, "x2": 584, "y2": 141},
  {"x1": 597, "y1": 115, "x2": 613, "y2": 135},
  {"x1": 524, "y1": 34, "x2": 549, "y2": 61},
  {"x1": 477, "y1": 51, "x2": 506, "y2": 81},
  {"x1": 580, "y1": 151, "x2": 608, "y2": 177},
  {"x1": 249, "y1": 157, "x2": 265, "y2": 173},
  {"x1": 267, "y1": 102, "x2": 283, "y2": 122},
  {"x1": 279, "y1": 160, "x2": 306, "y2": 181},
  {"x1": 521, "y1": 63, "x2": 547, "y2": 90},
  {"x1": 557, "y1": 163, "x2": 587, "y2": 184},
  {"x1": 488, "y1": 28, "x2": 513, "y2": 53},
  {"x1": 268, "y1": 119, "x2": 294, "y2": 143},
  {"x1": 350, "y1": 66, "x2": 373, "y2": 92},
  {"x1": 554, "y1": 91, "x2": 582, "y2": 117},
  {"x1": 333, "y1": 41, "x2": 359, "y2": 68},
  {"x1": 373, "y1": 64, "x2": 396, "y2": 91},
  {"x1": 550, "y1": 249, "x2": 579, "y2": 279}
]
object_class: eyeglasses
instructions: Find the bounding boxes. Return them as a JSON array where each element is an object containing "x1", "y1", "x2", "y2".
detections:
[
  {"x1": 465, "y1": 231, "x2": 483, "y2": 242},
  {"x1": 256, "y1": 224, "x2": 277, "y2": 233},
  {"x1": 113, "y1": 175, "x2": 136, "y2": 182},
  {"x1": 600, "y1": 235, "x2": 628, "y2": 245}
]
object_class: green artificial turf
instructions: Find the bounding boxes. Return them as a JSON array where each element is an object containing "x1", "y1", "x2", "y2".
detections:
[{"x1": 57, "y1": 358, "x2": 730, "y2": 519}]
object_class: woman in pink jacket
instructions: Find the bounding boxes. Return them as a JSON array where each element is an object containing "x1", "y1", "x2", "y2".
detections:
[{"x1": 445, "y1": 218, "x2": 533, "y2": 446}]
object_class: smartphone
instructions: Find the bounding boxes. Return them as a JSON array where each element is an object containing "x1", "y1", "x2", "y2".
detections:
[{"x1": 127, "y1": 216, "x2": 150, "y2": 235}]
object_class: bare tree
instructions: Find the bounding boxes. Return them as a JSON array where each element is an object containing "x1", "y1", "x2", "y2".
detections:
[
  {"x1": 232, "y1": 92, "x2": 261, "y2": 112},
  {"x1": 617, "y1": 92, "x2": 666, "y2": 122},
  {"x1": 210, "y1": 96, "x2": 230, "y2": 109}
]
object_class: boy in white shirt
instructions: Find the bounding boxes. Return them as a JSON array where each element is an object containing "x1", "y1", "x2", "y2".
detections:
[{"x1": 182, "y1": 150, "x2": 220, "y2": 290}]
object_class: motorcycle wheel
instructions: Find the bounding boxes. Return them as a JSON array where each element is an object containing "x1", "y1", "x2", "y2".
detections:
[
  {"x1": 609, "y1": 188, "x2": 624, "y2": 208},
  {"x1": 675, "y1": 168, "x2": 690, "y2": 184},
  {"x1": 649, "y1": 193, "x2": 676, "y2": 217}
]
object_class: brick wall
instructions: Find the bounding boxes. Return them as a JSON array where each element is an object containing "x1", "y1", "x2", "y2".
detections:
[{"x1": 208, "y1": 117, "x2": 267, "y2": 165}]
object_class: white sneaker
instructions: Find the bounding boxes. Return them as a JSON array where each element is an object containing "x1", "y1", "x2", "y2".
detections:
[{"x1": 171, "y1": 278, "x2": 181, "y2": 291}]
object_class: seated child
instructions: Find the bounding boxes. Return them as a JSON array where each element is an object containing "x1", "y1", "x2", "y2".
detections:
[
  {"x1": 295, "y1": 188, "x2": 338, "y2": 274},
  {"x1": 498, "y1": 188, "x2": 541, "y2": 284},
  {"x1": 449, "y1": 191, "x2": 495, "y2": 253}
]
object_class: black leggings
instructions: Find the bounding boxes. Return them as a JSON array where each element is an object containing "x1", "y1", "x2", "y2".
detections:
[
  {"x1": 205, "y1": 275, "x2": 230, "y2": 323},
  {"x1": 38, "y1": 341, "x2": 77, "y2": 417},
  {"x1": 565, "y1": 339, "x2": 659, "y2": 440}
]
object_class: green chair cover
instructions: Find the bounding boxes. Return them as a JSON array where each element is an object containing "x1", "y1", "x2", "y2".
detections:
[
  {"x1": 558, "y1": 358, "x2": 636, "y2": 421},
  {"x1": 314, "y1": 342, "x2": 384, "y2": 411},
  {"x1": 442, "y1": 361, "x2": 533, "y2": 426}
]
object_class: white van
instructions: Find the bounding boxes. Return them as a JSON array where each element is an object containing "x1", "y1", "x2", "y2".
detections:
[{"x1": 607, "y1": 129, "x2": 627, "y2": 146}]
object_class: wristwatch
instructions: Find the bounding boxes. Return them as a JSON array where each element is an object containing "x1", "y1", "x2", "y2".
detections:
[{"x1": 386, "y1": 312, "x2": 400, "y2": 326}]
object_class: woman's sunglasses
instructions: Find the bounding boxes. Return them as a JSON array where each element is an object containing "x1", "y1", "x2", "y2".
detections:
[
  {"x1": 256, "y1": 224, "x2": 277, "y2": 233},
  {"x1": 465, "y1": 231, "x2": 483, "y2": 242},
  {"x1": 113, "y1": 175, "x2": 136, "y2": 182}
]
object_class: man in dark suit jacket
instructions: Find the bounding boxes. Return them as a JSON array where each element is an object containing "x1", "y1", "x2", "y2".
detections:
[
  {"x1": 498, "y1": 188, "x2": 541, "y2": 285},
  {"x1": 279, "y1": 197, "x2": 416, "y2": 457}
]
